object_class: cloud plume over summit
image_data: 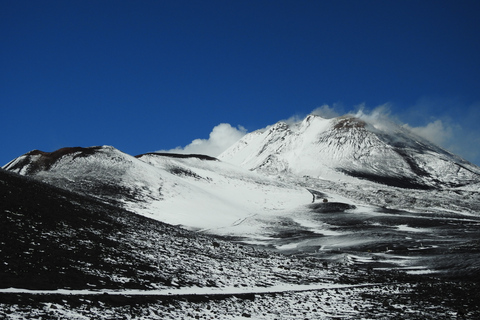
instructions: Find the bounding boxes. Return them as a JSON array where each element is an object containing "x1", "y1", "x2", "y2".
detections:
[
  {"x1": 345, "y1": 104, "x2": 456, "y2": 148},
  {"x1": 161, "y1": 102, "x2": 479, "y2": 166}
]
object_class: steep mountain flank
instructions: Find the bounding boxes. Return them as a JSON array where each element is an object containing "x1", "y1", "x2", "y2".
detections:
[{"x1": 219, "y1": 115, "x2": 480, "y2": 189}]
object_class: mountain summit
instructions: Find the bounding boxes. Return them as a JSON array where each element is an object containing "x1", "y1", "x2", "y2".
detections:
[{"x1": 219, "y1": 114, "x2": 480, "y2": 189}]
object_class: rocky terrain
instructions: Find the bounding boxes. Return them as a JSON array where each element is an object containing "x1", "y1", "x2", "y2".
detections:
[
  {"x1": 0, "y1": 167, "x2": 478, "y2": 319},
  {"x1": 1, "y1": 164, "x2": 479, "y2": 319}
]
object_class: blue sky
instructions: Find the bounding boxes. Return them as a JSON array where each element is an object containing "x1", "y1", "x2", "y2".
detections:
[{"x1": 1, "y1": 0, "x2": 479, "y2": 166}]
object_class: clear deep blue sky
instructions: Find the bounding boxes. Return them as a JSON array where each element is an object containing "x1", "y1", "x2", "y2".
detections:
[{"x1": 2, "y1": 0, "x2": 480, "y2": 166}]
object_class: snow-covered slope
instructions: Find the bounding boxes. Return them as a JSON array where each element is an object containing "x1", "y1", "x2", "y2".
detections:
[
  {"x1": 3, "y1": 146, "x2": 310, "y2": 231},
  {"x1": 4, "y1": 122, "x2": 480, "y2": 278},
  {"x1": 219, "y1": 115, "x2": 480, "y2": 189}
]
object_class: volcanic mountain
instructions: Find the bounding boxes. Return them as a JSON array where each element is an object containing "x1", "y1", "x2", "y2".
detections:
[
  {"x1": 3, "y1": 114, "x2": 480, "y2": 231},
  {"x1": 2, "y1": 114, "x2": 480, "y2": 318},
  {"x1": 220, "y1": 114, "x2": 480, "y2": 189}
]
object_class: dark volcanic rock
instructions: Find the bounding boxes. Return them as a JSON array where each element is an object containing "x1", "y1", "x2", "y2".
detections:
[
  {"x1": 136, "y1": 152, "x2": 218, "y2": 161},
  {"x1": 309, "y1": 202, "x2": 356, "y2": 213},
  {"x1": 3, "y1": 146, "x2": 104, "y2": 175}
]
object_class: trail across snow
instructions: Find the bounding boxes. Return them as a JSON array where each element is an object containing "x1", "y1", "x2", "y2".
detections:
[{"x1": 0, "y1": 283, "x2": 378, "y2": 297}]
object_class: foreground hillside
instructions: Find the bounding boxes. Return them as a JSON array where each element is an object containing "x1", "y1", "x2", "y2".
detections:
[
  {"x1": 1, "y1": 168, "x2": 480, "y2": 319},
  {"x1": 0, "y1": 168, "x2": 338, "y2": 290}
]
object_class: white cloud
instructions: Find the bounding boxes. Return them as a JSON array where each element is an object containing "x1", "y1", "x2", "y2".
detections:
[
  {"x1": 281, "y1": 114, "x2": 303, "y2": 125},
  {"x1": 310, "y1": 104, "x2": 341, "y2": 119},
  {"x1": 311, "y1": 103, "x2": 456, "y2": 149},
  {"x1": 343, "y1": 103, "x2": 403, "y2": 133},
  {"x1": 160, "y1": 123, "x2": 247, "y2": 157},
  {"x1": 350, "y1": 103, "x2": 393, "y2": 123},
  {"x1": 348, "y1": 104, "x2": 455, "y2": 146},
  {"x1": 404, "y1": 120, "x2": 453, "y2": 146}
]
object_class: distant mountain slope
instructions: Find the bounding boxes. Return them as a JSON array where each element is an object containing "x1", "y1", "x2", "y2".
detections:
[
  {"x1": 2, "y1": 146, "x2": 309, "y2": 231},
  {"x1": 3, "y1": 146, "x2": 174, "y2": 211},
  {"x1": 219, "y1": 115, "x2": 480, "y2": 189}
]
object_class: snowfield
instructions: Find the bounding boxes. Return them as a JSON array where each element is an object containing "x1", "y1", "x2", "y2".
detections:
[{"x1": 134, "y1": 153, "x2": 310, "y2": 232}]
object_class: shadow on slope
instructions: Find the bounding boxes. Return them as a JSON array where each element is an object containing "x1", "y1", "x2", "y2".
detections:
[
  {"x1": 135, "y1": 152, "x2": 218, "y2": 161},
  {"x1": 0, "y1": 169, "x2": 341, "y2": 291},
  {"x1": 309, "y1": 202, "x2": 356, "y2": 213},
  {"x1": 0, "y1": 168, "x2": 177, "y2": 290}
]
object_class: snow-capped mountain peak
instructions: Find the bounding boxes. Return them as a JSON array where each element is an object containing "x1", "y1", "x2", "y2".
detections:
[{"x1": 219, "y1": 114, "x2": 480, "y2": 189}]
